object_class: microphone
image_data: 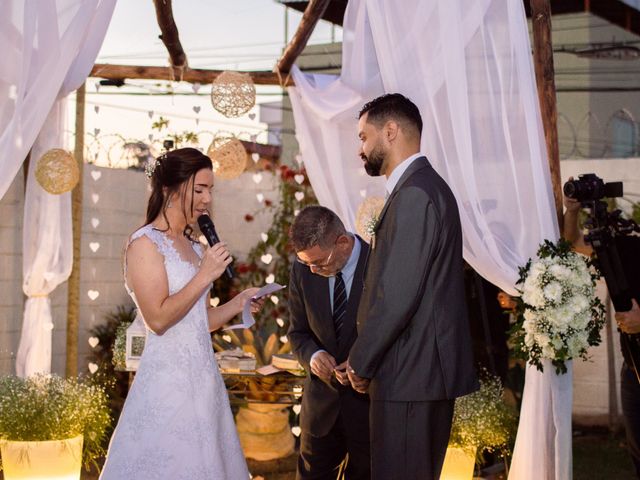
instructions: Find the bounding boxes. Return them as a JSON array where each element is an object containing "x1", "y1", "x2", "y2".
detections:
[{"x1": 197, "y1": 213, "x2": 234, "y2": 279}]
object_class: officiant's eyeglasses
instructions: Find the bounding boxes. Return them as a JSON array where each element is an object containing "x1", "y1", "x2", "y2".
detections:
[{"x1": 296, "y1": 238, "x2": 338, "y2": 269}]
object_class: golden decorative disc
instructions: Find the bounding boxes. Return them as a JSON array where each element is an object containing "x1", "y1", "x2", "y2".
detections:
[
  {"x1": 34, "y1": 149, "x2": 79, "y2": 194},
  {"x1": 210, "y1": 71, "x2": 256, "y2": 118},
  {"x1": 207, "y1": 136, "x2": 247, "y2": 180},
  {"x1": 355, "y1": 196, "x2": 386, "y2": 242}
]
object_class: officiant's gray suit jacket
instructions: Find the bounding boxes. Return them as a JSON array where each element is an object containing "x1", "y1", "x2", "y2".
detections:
[
  {"x1": 288, "y1": 237, "x2": 370, "y2": 437},
  {"x1": 349, "y1": 156, "x2": 478, "y2": 401}
]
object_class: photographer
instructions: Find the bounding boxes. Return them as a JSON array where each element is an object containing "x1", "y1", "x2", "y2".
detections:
[{"x1": 563, "y1": 176, "x2": 640, "y2": 477}]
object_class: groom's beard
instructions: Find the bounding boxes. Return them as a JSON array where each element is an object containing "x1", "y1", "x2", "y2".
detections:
[{"x1": 361, "y1": 144, "x2": 386, "y2": 177}]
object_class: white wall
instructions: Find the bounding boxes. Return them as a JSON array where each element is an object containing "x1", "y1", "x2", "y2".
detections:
[{"x1": 0, "y1": 165, "x2": 277, "y2": 376}]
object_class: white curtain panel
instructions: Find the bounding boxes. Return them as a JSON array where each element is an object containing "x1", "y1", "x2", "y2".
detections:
[
  {"x1": 0, "y1": 0, "x2": 116, "y2": 377},
  {"x1": 289, "y1": 0, "x2": 566, "y2": 478},
  {"x1": 289, "y1": 0, "x2": 559, "y2": 295}
]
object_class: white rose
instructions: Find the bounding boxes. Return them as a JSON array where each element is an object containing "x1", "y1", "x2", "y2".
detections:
[{"x1": 544, "y1": 282, "x2": 563, "y2": 303}]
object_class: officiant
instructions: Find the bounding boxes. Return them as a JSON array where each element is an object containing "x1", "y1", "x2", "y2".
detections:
[{"x1": 287, "y1": 206, "x2": 371, "y2": 480}]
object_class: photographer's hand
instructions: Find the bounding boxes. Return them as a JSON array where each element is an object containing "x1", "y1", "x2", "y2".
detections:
[{"x1": 616, "y1": 299, "x2": 640, "y2": 335}]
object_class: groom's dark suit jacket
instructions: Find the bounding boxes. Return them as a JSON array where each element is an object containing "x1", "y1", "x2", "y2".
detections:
[
  {"x1": 350, "y1": 157, "x2": 478, "y2": 401},
  {"x1": 288, "y1": 237, "x2": 370, "y2": 437}
]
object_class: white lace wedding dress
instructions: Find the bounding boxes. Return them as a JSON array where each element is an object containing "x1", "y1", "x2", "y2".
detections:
[{"x1": 100, "y1": 225, "x2": 249, "y2": 480}]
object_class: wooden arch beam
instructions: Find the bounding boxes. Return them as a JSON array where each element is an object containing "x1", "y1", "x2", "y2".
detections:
[
  {"x1": 152, "y1": 0, "x2": 187, "y2": 71},
  {"x1": 90, "y1": 63, "x2": 295, "y2": 86},
  {"x1": 276, "y1": 0, "x2": 331, "y2": 78}
]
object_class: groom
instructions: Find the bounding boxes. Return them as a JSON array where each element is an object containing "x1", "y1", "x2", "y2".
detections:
[{"x1": 347, "y1": 93, "x2": 478, "y2": 480}]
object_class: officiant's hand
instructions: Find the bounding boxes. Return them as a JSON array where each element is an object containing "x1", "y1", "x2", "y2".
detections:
[
  {"x1": 310, "y1": 351, "x2": 337, "y2": 382},
  {"x1": 347, "y1": 363, "x2": 370, "y2": 394}
]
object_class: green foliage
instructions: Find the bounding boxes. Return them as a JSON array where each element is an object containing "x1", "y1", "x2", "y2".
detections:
[
  {"x1": 449, "y1": 372, "x2": 517, "y2": 463},
  {"x1": 150, "y1": 117, "x2": 199, "y2": 147},
  {"x1": 0, "y1": 374, "x2": 111, "y2": 471},
  {"x1": 88, "y1": 305, "x2": 135, "y2": 426}
]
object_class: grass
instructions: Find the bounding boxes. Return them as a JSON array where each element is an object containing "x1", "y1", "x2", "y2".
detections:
[{"x1": 573, "y1": 428, "x2": 636, "y2": 480}]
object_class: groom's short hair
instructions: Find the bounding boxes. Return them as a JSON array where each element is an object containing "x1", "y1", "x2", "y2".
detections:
[
  {"x1": 359, "y1": 93, "x2": 423, "y2": 138},
  {"x1": 290, "y1": 206, "x2": 346, "y2": 252}
]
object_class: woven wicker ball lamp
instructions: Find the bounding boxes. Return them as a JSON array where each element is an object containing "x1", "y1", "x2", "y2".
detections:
[
  {"x1": 210, "y1": 71, "x2": 256, "y2": 118},
  {"x1": 34, "y1": 149, "x2": 79, "y2": 194},
  {"x1": 207, "y1": 136, "x2": 248, "y2": 180}
]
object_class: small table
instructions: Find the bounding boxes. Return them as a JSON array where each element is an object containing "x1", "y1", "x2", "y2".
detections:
[{"x1": 221, "y1": 370, "x2": 305, "y2": 405}]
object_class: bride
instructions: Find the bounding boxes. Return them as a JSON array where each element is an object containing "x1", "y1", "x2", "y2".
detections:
[{"x1": 100, "y1": 147, "x2": 258, "y2": 479}]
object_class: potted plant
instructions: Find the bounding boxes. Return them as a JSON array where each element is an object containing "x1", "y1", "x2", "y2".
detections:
[
  {"x1": 0, "y1": 374, "x2": 111, "y2": 479},
  {"x1": 441, "y1": 371, "x2": 517, "y2": 479}
]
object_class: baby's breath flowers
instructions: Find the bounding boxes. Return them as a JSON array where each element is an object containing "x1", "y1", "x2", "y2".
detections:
[
  {"x1": 0, "y1": 374, "x2": 111, "y2": 471},
  {"x1": 509, "y1": 239, "x2": 606, "y2": 374},
  {"x1": 449, "y1": 371, "x2": 517, "y2": 462}
]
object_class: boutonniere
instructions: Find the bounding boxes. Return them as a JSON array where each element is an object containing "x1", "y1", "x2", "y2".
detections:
[
  {"x1": 356, "y1": 196, "x2": 385, "y2": 250},
  {"x1": 365, "y1": 215, "x2": 379, "y2": 250}
]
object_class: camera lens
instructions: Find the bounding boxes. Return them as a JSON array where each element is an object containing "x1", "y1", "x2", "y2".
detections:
[{"x1": 563, "y1": 181, "x2": 578, "y2": 198}]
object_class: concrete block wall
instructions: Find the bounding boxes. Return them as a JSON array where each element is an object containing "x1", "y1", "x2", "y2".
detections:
[{"x1": 0, "y1": 165, "x2": 278, "y2": 376}]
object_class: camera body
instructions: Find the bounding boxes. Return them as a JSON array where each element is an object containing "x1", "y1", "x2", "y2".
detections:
[
  {"x1": 563, "y1": 173, "x2": 623, "y2": 202},
  {"x1": 565, "y1": 174, "x2": 640, "y2": 378}
]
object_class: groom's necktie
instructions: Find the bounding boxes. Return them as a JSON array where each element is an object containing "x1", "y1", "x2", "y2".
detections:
[{"x1": 333, "y1": 272, "x2": 347, "y2": 342}]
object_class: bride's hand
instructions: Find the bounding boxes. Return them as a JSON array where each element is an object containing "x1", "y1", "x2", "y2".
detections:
[
  {"x1": 199, "y1": 242, "x2": 232, "y2": 282},
  {"x1": 236, "y1": 288, "x2": 264, "y2": 314}
]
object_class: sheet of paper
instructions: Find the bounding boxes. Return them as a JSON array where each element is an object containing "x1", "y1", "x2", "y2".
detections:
[
  {"x1": 223, "y1": 283, "x2": 286, "y2": 330},
  {"x1": 255, "y1": 364, "x2": 280, "y2": 375}
]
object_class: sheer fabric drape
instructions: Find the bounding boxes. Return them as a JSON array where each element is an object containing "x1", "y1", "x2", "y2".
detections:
[
  {"x1": 289, "y1": 1, "x2": 566, "y2": 478},
  {"x1": 0, "y1": 0, "x2": 116, "y2": 376}
]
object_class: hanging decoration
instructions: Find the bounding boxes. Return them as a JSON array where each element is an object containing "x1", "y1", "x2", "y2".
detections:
[
  {"x1": 207, "y1": 134, "x2": 247, "y2": 180},
  {"x1": 355, "y1": 196, "x2": 385, "y2": 242},
  {"x1": 210, "y1": 71, "x2": 256, "y2": 118},
  {"x1": 34, "y1": 149, "x2": 79, "y2": 195}
]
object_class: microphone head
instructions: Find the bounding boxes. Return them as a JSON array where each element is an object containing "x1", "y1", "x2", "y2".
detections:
[{"x1": 197, "y1": 213, "x2": 212, "y2": 229}]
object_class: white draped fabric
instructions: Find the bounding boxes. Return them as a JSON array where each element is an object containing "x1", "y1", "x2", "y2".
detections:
[
  {"x1": 0, "y1": 0, "x2": 116, "y2": 376},
  {"x1": 288, "y1": 0, "x2": 566, "y2": 478},
  {"x1": 509, "y1": 361, "x2": 573, "y2": 480}
]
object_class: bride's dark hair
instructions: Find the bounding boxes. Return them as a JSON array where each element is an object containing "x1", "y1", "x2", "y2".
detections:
[{"x1": 145, "y1": 147, "x2": 213, "y2": 229}]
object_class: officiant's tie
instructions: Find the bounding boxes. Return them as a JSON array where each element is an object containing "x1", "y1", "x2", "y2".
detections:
[{"x1": 333, "y1": 272, "x2": 347, "y2": 342}]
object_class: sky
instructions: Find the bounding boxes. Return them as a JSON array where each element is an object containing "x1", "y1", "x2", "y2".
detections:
[{"x1": 75, "y1": 0, "x2": 343, "y2": 167}]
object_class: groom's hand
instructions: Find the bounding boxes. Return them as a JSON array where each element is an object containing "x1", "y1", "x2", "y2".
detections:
[
  {"x1": 310, "y1": 351, "x2": 337, "y2": 382},
  {"x1": 347, "y1": 363, "x2": 370, "y2": 394}
]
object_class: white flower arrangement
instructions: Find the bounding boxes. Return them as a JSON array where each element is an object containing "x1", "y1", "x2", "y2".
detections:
[{"x1": 510, "y1": 239, "x2": 606, "y2": 374}]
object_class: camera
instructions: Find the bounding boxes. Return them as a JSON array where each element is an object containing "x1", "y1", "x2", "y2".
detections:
[
  {"x1": 567, "y1": 174, "x2": 640, "y2": 380},
  {"x1": 563, "y1": 173, "x2": 623, "y2": 202}
]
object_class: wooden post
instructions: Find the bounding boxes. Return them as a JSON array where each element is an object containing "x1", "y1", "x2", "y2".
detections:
[
  {"x1": 530, "y1": 0, "x2": 564, "y2": 232},
  {"x1": 65, "y1": 83, "x2": 85, "y2": 377}
]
